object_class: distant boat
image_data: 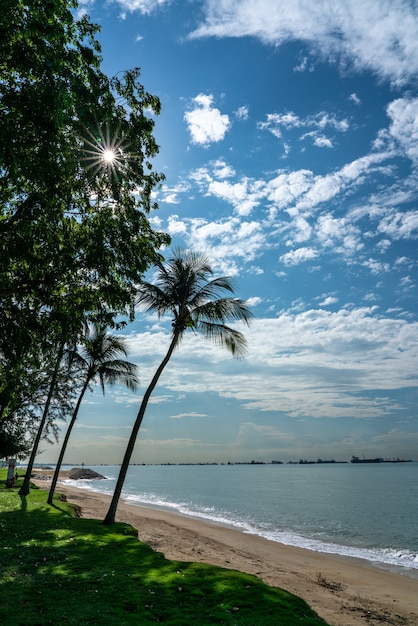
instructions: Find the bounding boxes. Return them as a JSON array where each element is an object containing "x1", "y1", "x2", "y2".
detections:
[{"x1": 351, "y1": 455, "x2": 411, "y2": 464}]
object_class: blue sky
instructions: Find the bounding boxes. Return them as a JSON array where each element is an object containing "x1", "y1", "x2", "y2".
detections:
[{"x1": 44, "y1": 0, "x2": 418, "y2": 465}]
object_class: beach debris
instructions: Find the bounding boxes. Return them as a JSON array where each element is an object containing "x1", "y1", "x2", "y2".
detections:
[
  {"x1": 316, "y1": 572, "x2": 346, "y2": 592},
  {"x1": 31, "y1": 474, "x2": 52, "y2": 481}
]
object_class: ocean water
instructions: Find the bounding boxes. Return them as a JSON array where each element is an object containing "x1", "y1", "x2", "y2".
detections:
[{"x1": 63, "y1": 462, "x2": 418, "y2": 578}]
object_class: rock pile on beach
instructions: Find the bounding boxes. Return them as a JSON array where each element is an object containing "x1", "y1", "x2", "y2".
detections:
[
  {"x1": 68, "y1": 468, "x2": 107, "y2": 480},
  {"x1": 31, "y1": 473, "x2": 52, "y2": 481}
]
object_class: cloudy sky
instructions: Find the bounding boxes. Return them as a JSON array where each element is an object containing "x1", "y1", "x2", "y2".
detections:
[{"x1": 44, "y1": 0, "x2": 418, "y2": 465}]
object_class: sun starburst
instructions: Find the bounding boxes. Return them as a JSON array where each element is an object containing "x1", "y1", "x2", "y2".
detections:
[{"x1": 79, "y1": 123, "x2": 132, "y2": 184}]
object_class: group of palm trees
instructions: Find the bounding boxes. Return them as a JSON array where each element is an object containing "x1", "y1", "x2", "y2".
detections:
[{"x1": 27, "y1": 250, "x2": 253, "y2": 525}]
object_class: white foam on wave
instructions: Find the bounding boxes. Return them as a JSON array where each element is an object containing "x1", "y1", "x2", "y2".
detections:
[
  {"x1": 61, "y1": 478, "x2": 115, "y2": 494},
  {"x1": 252, "y1": 527, "x2": 418, "y2": 571},
  {"x1": 62, "y1": 480, "x2": 418, "y2": 574},
  {"x1": 122, "y1": 492, "x2": 418, "y2": 572}
]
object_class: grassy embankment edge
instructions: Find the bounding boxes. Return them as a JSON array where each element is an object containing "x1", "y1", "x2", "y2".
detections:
[{"x1": 0, "y1": 468, "x2": 328, "y2": 625}]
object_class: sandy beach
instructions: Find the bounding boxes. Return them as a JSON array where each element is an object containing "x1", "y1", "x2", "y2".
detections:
[{"x1": 32, "y1": 471, "x2": 418, "y2": 626}]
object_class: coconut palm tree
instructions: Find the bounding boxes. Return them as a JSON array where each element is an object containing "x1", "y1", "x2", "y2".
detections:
[
  {"x1": 47, "y1": 324, "x2": 139, "y2": 505},
  {"x1": 103, "y1": 249, "x2": 253, "y2": 524},
  {"x1": 19, "y1": 341, "x2": 66, "y2": 497}
]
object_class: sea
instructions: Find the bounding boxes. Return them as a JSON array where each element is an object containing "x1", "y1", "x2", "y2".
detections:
[{"x1": 60, "y1": 462, "x2": 418, "y2": 579}]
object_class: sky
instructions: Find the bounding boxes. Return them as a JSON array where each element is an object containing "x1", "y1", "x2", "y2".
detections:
[{"x1": 42, "y1": 0, "x2": 418, "y2": 465}]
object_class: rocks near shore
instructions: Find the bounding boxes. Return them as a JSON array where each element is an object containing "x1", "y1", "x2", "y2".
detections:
[{"x1": 68, "y1": 467, "x2": 107, "y2": 480}]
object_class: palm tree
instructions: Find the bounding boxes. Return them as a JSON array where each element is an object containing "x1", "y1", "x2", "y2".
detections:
[
  {"x1": 19, "y1": 341, "x2": 66, "y2": 497},
  {"x1": 103, "y1": 249, "x2": 253, "y2": 524},
  {"x1": 47, "y1": 324, "x2": 139, "y2": 505}
]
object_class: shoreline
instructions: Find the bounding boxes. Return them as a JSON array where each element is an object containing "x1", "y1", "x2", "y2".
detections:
[{"x1": 32, "y1": 472, "x2": 418, "y2": 626}]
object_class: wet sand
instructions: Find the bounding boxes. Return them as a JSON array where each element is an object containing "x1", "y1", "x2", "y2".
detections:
[{"x1": 33, "y1": 471, "x2": 418, "y2": 626}]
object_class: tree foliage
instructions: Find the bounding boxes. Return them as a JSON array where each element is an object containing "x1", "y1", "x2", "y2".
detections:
[{"x1": 0, "y1": 0, "x2": 169, "y2": 450}]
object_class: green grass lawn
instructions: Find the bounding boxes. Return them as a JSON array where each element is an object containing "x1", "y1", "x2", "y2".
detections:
[{"x1": 0, "y1": 469, "x2": 328, "y2": 625}]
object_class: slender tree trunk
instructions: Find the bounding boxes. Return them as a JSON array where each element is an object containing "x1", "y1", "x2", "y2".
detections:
[
  {"x1": 47, "y1": 377, "x2": 90, "y2": 504},
  {"x1": 19, "y1": 342, "x2": 64, "y2": 497},
  {"x1": 103, "y1": 333, "x2": 180, "y2": 525}
]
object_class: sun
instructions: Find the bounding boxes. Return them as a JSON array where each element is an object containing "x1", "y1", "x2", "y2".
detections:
[
  {"x1": 102, "y1": 149, "x2": 116, "y2": 164},
  {"x1": 79, "y1": 123, "x2": 132, "y2": 184}
]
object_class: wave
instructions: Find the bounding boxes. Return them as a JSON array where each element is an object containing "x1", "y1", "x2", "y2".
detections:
[{"x1": 62, "y1": 478, "x2": 418, "y2": 575}]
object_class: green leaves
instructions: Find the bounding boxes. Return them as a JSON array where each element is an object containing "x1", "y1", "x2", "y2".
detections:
[
  {"x1": 0, "y1": 1, "x2": 169, "y2": 456},
  {"x1": 137, "y1": 249, "x2": 253, "y2": 356}
]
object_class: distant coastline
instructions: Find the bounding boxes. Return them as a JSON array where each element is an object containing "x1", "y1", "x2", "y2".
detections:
[{"x1": 27, "y1": 456, "x2": 415, "y2": 469}]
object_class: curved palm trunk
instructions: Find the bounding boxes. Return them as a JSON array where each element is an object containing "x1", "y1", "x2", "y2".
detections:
[
  {"x1": 47, "y1": 376, "x2": 90, "y2": 504},
  {"x1": 19, "y1": 343, "x2": 64, "y2": 497},
  {"x1": 103, "y1": 332, "x2": 180, "y2": 525}
]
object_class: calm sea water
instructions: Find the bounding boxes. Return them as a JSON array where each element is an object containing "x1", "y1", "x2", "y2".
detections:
[{"x1": 63, "y1": 462, "x2": 418, "y2": 577}]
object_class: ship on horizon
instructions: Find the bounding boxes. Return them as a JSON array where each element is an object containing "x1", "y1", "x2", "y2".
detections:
[{"x1": 351, "y1": 455, "x2": 411, "y2": 464}]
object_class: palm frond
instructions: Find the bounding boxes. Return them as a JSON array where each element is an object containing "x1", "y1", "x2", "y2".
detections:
[
  {"x1": 136, "y1": 248, "x2": 253, "y2": 358},
  {"x1": 196, "y1": 321, "x2": 248, "y2": 357},
  {"x1": 98, "y1": 359, "x2": 139, "y2": 393},
  {"x1": 136, "y1": 282, "x2": 174, "y2": 316},
  {"x1": 75, "y1": 322, "x2": 139, "y2": 395},
  {"x1": 189, "y1": 276, "x2": 235, "y2": 307},
  {"x1": 193, "y1": 298, "x2": 253, "y2": 326}
]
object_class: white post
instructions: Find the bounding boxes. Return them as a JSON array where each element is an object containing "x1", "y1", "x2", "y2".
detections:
[{"x1": 6, "y1": 458, "x2": 16, "y2": 488}]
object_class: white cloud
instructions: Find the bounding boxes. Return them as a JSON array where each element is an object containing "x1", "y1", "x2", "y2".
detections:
[
  {"x1": 246, "y1": 296, "x2": 262, "y2": 307},
  {"x1": 123, "y1": 308, "x2": 418, "y2": 421},
  {"x1": 167, "y1": 214, "x2": 188, "y2": 235},
  {"x1": 184, "y1": 148, "x2": 394, "y2": 229},
  {"x1": 280, "y1": 246, "x2": 319, "y2": 265},
  {"x1": 387, "y1": 97, "x2": 418, "y2": 162},
  {"x1": 349, "y1": 93, "x2": 361, "y2": 105},
  {"x1": 362, "y1": 258, "x2": 391, "y2": 275},
  {"x1": 184, "y1": 94, "x2": 231, "y2": 146},
  {"x1": 312, "y1": 134, "x2": 333, "y2": 148},
  {"x1": 293, "y1": 56, "x2": 313, "y2": 73},
  {"x1": 316, "y1": 214, "x2": 363, "y2": 255},
  {"x1": 190, "y1": 0, "x2": 418, "y2": 85},
  {"x1": 291, "y1": 152, "x2": 393, "y2": 215},
  {"x1": 235, "y1": 105, "x2": 249, "y2": 120},
  {"x1": 112, "y1": 0, "x2": 171, "y2": 14},
  {"x1": 259, "y1": 111, "x2": 348, "y2": 151},
  {"x1": 377, "y1": 210, "x2": 418, "y2": 240},
  {"x1": 266, "y1": 170, "x2": 314, "y2": 210},
  {"x1": 159, "y1": 134, "x2": 413, "y2": 275},
  {"x1": 318, "y1": 296, "x2": 338, "y2": 306},
  {"x1": 169, "y1": 412, "x2": 208, "y2": 419},
  {"x1": 165, "y1": 215, "x2": 266, "y2": 275},
  {"x1": 160, "y1": 182, "x2": 191, "y2": 204},
  {"x1": 75, "y1": 0, "x2": 95, "y2": 19},
  {"x1": 212, "y1": 159, "x2": 236, "y2": 178},
  {"x1": 208, "y1": 179, "x2": 261, "y2": 216}
]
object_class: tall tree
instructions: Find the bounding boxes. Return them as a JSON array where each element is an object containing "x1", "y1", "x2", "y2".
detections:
[
  {"x1": 48, "y1": 325, "x2": 139, "y2": 504},
  {"x1": 103, "y1": 250, "x2": 253, "y2": 525},
  {"x1": 0, "y1": 1, "x2": 169, "y2": 447},
  {"x1": 19, "y1": 342, "x2": 66, "y2": 496}
]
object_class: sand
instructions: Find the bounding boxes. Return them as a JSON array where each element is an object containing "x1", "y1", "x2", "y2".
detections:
[{"x1": 32, "y1": 471, "x2": 418, "y2": 626}]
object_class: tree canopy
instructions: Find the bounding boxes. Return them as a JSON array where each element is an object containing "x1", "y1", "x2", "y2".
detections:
[{"x1": 0, "y1": 0, "x2": 169, "y2": 444}]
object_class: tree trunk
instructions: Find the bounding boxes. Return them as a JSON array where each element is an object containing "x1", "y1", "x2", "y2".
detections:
[
  {"x1": 47, "y1": 377, "x2": 90, "y2": 504},
  {"x1": 103, "y1": 333, "x2": 179, "y2": 525},
  {"x1": 19, "y1": 343, "x2": 64, "y2": 497}
]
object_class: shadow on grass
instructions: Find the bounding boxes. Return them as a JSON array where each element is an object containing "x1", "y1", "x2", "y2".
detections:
[{"x1": 0, "y1": 489, "x2": 327, "y2": 626}]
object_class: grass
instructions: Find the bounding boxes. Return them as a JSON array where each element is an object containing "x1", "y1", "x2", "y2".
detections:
[{"x1": 0, "y1": 469, "x2": 328, "y2": 625}]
